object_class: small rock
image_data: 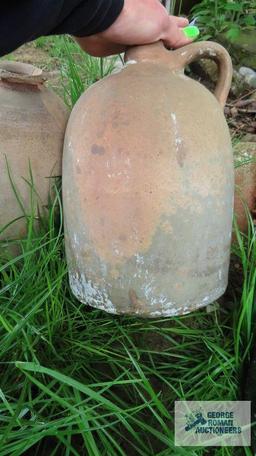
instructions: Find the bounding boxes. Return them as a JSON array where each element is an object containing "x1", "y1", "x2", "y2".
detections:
[
  {"x1": 239, "y1": 66, "x2": 256, "y2": 77},
  {"x1": 231, "y1": 70, "x2": 251, "y2": 97},
  {"x1": 238, "y1": 66, "x2": 256, "y2": 89}
]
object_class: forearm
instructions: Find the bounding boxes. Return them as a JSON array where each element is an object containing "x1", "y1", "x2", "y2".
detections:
[
  {"x1": 74, "y1": 0, "x2": 191, "y2": 57},
  {"x1": 75, "y1": 36, "x2": 127, "y2": 57}
]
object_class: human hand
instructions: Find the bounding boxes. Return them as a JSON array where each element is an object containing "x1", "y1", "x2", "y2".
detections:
[{"x1": 75, "y1": 0, "x2": 193, "y2": 57}]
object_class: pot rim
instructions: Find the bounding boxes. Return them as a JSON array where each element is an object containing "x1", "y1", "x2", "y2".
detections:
[{"x1": 0, "y1": 61, "x2": 45, "y2": 85}]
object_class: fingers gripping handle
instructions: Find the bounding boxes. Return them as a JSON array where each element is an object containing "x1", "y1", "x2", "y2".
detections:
[{"x1": 173, "y1": 41, "x2": 233, "y2": 109}]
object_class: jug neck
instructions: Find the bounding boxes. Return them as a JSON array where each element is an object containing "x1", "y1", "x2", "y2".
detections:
[{"x1": 125, "y1": 41, "x2": 181, "y2": 70}]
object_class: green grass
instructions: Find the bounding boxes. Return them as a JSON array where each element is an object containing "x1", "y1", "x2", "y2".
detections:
[
  {"x1": 35, "y1": 36, "x2": 118, "y2": 108},
  {"x1": 0, "y1": 37, "x2": 255, "y2": 455}
]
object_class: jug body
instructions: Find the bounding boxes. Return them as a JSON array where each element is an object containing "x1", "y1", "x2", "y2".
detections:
[
  {"x1": 0, "y1": 62, "x2": 69, "y2": 241},
  {"x1": 63, "y1": 42, "x2": 234, "y2": 317}
]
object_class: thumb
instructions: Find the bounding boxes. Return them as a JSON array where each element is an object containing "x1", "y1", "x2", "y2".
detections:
[{"x1": 162, "y1": 22, "x2": 194, "y2": 49}]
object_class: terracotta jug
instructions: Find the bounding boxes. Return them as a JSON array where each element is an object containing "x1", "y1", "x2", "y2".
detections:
[
  {"x1": 0, "y1": 61, "x2": 69, "y2": 241},
  {"x1": 234, "y1": 142, "x2": 256, "y2": 233},
  {"x1": 63, "y1": 41, "x2": 234, "y2": 317}
]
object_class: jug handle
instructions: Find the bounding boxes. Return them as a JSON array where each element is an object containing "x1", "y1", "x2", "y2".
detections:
[{"x1": 172, "y1": 41, "x2": 233, "y2": 109}]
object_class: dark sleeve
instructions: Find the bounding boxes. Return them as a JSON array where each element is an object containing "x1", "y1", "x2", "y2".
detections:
[{"x1": 0, "y1": 0, "x2": 124, "y2": 56}]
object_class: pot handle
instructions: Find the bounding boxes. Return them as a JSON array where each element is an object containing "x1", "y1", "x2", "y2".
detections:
[{"x1": 172, "y1": 41, "x2": 233, "y2": 109}]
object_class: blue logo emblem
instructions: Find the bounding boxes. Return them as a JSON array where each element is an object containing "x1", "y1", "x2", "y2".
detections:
[{"x1": 185, "y1": 410, "x2": 207, "y2": 431}]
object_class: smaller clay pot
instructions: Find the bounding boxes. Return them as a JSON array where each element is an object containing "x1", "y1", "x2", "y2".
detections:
[
  {"x1": 0, "y1": 61, "x2": 69, "y2": 243},
  {"x1": 234, "y1": 142, "x2": 256, "y2": 233}
]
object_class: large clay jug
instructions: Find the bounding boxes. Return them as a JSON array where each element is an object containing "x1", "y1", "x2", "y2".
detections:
[
  {"x1": 63, "y1": 41, "x2": 234, "y2": 317},
  {"x1": 0, "y1": 61, "x2": 69, "y2": 241}
]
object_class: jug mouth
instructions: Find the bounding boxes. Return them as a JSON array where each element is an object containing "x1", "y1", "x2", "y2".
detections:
[{"x1": 0, "y1": 61, "x2": 45, "y2": 85}]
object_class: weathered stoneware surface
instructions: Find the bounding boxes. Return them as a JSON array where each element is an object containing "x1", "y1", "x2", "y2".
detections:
[
  {"x1": 63, "y1": 41, "x2": 234, "y2": 317},
  {"x1": 0, "y1": 61, "x2": 69, "y2": 241},
  {"x1": 234, "y1": 142, "x2": 256, "y2": 233}
]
